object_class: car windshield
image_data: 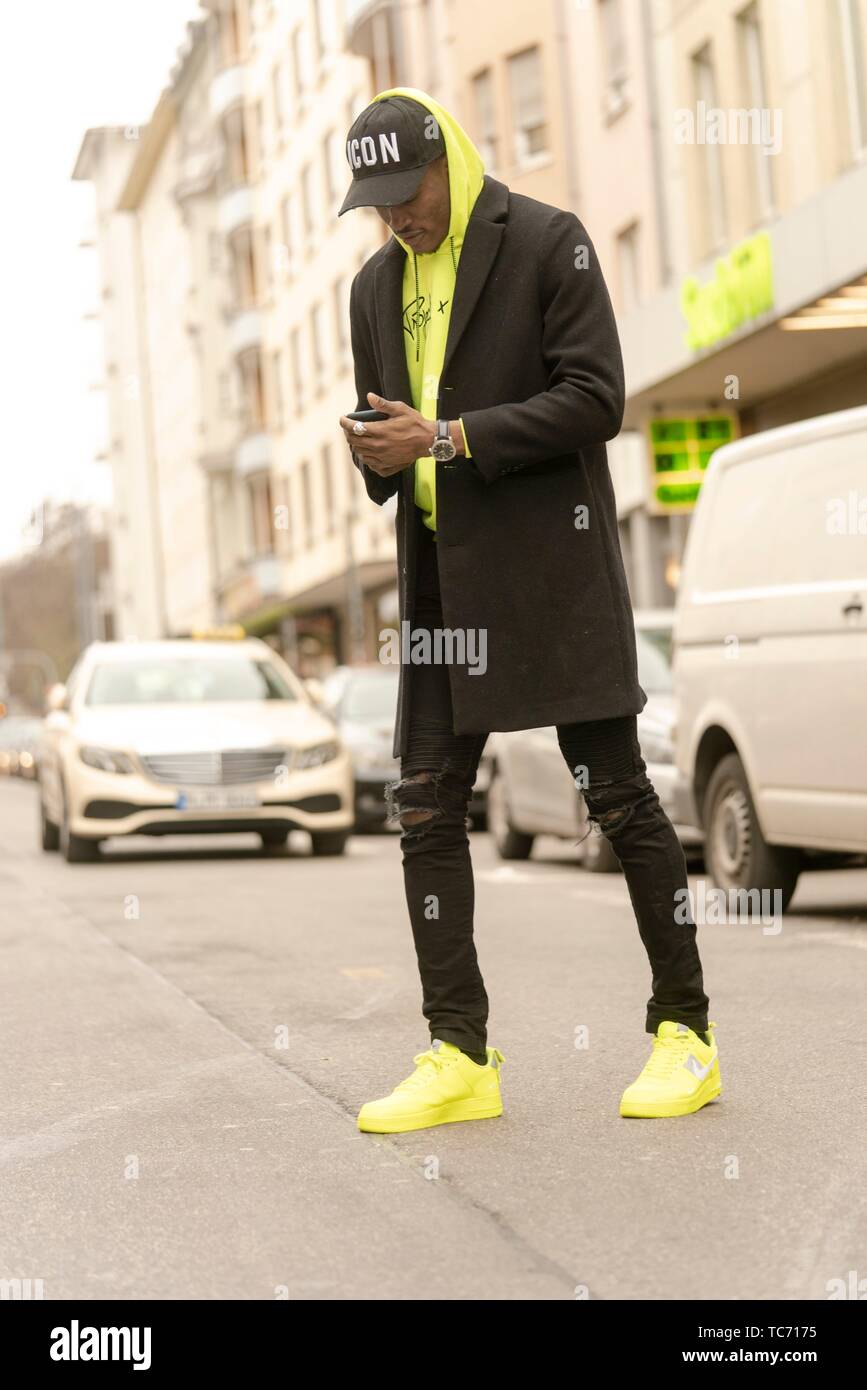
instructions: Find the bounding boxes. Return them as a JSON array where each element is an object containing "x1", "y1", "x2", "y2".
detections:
[
  {"x1": 84, "y1": 658, "x2": 297, "y2": 705},
  {"x1": 635, "y1": 630, "x2": 673, "y2": 694},
  {"x1": 341, "y1": 672, "x2": 399, "y2": 723}
]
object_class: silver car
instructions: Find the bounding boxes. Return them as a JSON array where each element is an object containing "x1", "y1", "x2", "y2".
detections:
[
  {"x1": 485, "y1": 612, "x2": 703, "y2": 871},
  {"x1": 321, "y1": 664, "x2": 491, "y2": 830}
]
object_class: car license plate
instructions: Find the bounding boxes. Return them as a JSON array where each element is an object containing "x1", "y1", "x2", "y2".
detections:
[{"x1": 176, "y1": 788, "x2": 260, "y2": 811}]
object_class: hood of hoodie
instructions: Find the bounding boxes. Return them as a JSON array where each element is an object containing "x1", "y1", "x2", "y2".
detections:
[{"x1": 370, "y1": 86, "x2": 485, "y2": 256}]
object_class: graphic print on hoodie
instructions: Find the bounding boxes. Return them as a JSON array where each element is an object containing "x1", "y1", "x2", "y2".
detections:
[{"x1": 369, "y1": 86, "x2": 485, "y2": 532}]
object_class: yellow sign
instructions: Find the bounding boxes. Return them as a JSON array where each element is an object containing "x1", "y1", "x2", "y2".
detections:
[{"x1": 680, "y1": 232, "x2": 773, "y2": 351}]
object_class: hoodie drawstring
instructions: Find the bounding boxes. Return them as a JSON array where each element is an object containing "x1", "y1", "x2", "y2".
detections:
[{"x1": 414, "y1": 252, "x2": 420, "y2": 363}]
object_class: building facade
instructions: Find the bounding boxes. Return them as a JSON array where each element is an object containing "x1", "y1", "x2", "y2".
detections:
[{"x1": 75, "y1": 0, "x2": 867, "y2": 653}]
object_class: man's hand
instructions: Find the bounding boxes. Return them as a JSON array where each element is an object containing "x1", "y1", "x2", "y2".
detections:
[{"x1": 339, "y1": 393, "x2": 436, "y2": 477}]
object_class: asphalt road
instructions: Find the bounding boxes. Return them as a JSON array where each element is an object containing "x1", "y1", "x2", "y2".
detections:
[{"x1": 2, "y1": 777, "x2": 866, "y2": 1301}]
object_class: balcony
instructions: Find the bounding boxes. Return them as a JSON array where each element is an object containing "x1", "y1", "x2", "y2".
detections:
[
  {"x1": 218, "y1": 184, "x2": 254, "y2": 238},
  {"x1": 210, "y1": 64, "x2": 245, "y2": 121},
  {"x1": 228, "y1": 307, "x2": 263, "y2": 357},
  {"x1": 235, "y1": 431, "x2": 272, "y2": 477},
  {"x1": 343, "y1": 0, "x2": 400, "y2": 68}
]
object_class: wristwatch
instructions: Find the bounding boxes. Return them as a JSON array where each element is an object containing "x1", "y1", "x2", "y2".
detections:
[{"x1": 429, "y1": 419, "x2": 457, "y2": 462}]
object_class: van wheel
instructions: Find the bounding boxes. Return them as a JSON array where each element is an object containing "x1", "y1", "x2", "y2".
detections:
[
  {"x1": 487, "y1": 767, "x2": 534, "y2": 860},
  {"x1": 703, "y1": 753, "x2": 800, "y2": 911}
]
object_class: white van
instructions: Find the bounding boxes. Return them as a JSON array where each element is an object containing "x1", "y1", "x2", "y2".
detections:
[{"x1": 675, "y1": 404, "x2": 867, "y2": 909}]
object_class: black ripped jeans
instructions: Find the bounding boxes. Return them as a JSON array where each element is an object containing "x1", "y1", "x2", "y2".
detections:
[{"x1": 385, "y1": 522, "x2": 709, "y2": 1057}]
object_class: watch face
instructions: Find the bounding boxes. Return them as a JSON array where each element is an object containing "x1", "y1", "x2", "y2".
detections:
[{"x1": 432, "y1": 439, "x2": 456, "y2": 461}]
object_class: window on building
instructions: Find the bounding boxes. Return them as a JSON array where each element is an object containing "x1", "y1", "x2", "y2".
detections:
[
  {"x1": 219, "y1": 3, "x2": 242, "y2": 66},
  {"x1": 313, "y1": 0, "x2": 338, "y2": 61},
  {"x1": 257, "y1": 223, "x2": 273, "y2": 295},
  {"x1": 228, "y1": 226, "x2": 258, "y2": 308},
  {"x1": 300, "y1": 163, "x2": 316, "y2": 246},
  {"x1": 247, "y1": 474, "x2": 275, "y2": 557},
  {"x1": 598, "y1": 0, "x2": 629, "y2": 118},
  {"x1": 300, "y1": 460, "x2": 313, "y2": 546},
  {"x1": 270, "y1": 350, "x2": 284, "y2": 431},
  {"x1": 271, "y1": 63, "x2": 285, "y2": 139},
  {"x1": 508, "y1": 47, "x2": 548, "y2": 165},
  {"x1": 278, "y1": 195, "x2": 293, "y2": 277},
  {"x1": 224, "y1": 105, "x2": 249, "y2": 187},
  {"x1": 737, "y1": 3, "x2": 775, "y2": 222},
  {"x1": 332, "y1": 275, "x2": 350, "y2": 362},
  {"x1": 238, "y1": 348, "x2": 265, "y2": 432},
  {"x1": 692, "y1": 44, "x2": 728, "y2": 253},
  {"x1": 472, "y1": 69, "x2": 498, "y2": 170},
  {"x1": 311, "y1": 302, "x2": 327, "y2": 393},
  {"x1": 253, "y1": 98, "x2": 266, "y2": 174},
  {"x1": 272, "y1": 474, "x2": 292, "y2": 557},
  {"x1": 321, "y1": 443, "x2": 335, "y2": 534},
  {"x1": 323, "y1": 129, "x2": 343, "y2": 208},
  {"x1": 833, "y1": 0, "x2": 867, "y2": 161},
  {"x1": 289, "y1": 326, "x2": 304, "y2": 410},
  {"x1": 616, "y1": 222, "x2": 641, "y2": 314},
  {"x1": 291, "y1": 25, "x2": 310, "y2": 109}
]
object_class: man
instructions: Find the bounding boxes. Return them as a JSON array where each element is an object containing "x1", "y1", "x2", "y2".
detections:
[{"x1": 338, "y1": 88, "x2": 720, "y2": 1132}]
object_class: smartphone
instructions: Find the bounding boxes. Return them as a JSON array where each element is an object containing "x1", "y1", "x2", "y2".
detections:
[{"x1": 346, "y1": 409, "x2": 390, "y2": 423}]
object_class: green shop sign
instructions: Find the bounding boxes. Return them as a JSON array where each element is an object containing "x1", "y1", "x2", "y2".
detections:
[
  {"x1": 680, "y1": 232, "x2": 773, "y2": 351},
  {"x1": 648, "y1": 414, "x2": 738, "y2": 513}
]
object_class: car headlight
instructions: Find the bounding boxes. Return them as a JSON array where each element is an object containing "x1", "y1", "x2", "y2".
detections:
[
  {"x1": 79, "y1": 745, "x2": 136, "y2": 775},
  {"x1": 291, "y1": 740, "x2": 339, "y2": 770}
]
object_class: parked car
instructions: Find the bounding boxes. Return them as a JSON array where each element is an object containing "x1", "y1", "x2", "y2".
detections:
[
  {"x1": 486, "y1": 613, "x2": 701, "y2": 869},
  {"x1": 37, "y1": 637, "x2": 353, "y2": 862},
  {"x1": 0, "y1": 714, "x2": 42, "y2": 778},
  {"x1": 321, "y1": 664, "x2": 400, "y2": 829},
  {"x1": 675, "y1": 404, "x2": 867, "y2": 909},
  {"x1": 321, "y1": 663, "x2": 491, "y2": 830}
]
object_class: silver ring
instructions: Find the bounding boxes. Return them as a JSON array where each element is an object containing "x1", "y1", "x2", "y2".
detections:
[{"x1": 352, "y1": 421, "x2": 366, "y2": 436}]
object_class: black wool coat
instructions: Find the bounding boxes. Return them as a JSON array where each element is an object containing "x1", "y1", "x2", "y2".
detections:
[{"x1": 347, "y1": 174, "x2": 647, "y2": 760}]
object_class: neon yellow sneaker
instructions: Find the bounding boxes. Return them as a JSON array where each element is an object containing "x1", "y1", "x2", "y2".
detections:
[
  {"x1": 357, "y1": 1039, "x2": 506, "y2": 1134},
  {"x1": 620, "y1": 1021, "x2": 721, "y2": 1118}
]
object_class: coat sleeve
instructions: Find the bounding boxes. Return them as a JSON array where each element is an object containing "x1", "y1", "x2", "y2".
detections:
[
  {"x1": 347, "y1": 272, "x2": 400, "y2": 507},
  {"x1": 459, "y1": 210, "x2": 625, "y2": 484}
]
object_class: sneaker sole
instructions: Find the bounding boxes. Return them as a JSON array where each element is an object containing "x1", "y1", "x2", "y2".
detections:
[
  {"x1": 357, "y1": 1096, "x2": 503, "y2": 1134},
  {"x1": 619, "y1": 1079, "x2": 722, "y2": 1119}
]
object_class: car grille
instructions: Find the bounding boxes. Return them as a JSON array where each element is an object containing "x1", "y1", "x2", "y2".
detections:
[{"x1": 140, "y1": 748, "x2": 288, "y2": 787}]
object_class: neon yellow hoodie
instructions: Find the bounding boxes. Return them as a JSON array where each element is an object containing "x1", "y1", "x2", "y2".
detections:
[{"x1": 370, "y1": 87, "x2": 485, "y2": 532}]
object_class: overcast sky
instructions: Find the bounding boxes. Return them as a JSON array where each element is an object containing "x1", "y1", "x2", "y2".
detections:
[{"x1": 0, "y1": 0, "x2": 205, "y2": 559}]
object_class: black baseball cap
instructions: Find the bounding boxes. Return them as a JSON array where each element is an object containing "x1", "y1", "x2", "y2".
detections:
[{"x1": 338, "y1": 96, "x2": 446, "y2": 215}]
